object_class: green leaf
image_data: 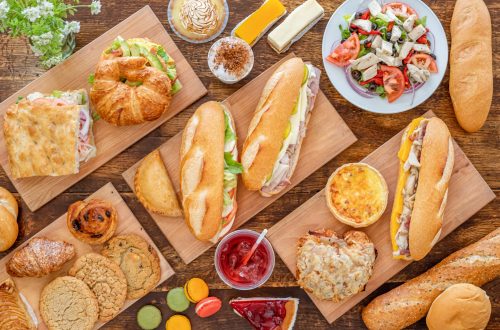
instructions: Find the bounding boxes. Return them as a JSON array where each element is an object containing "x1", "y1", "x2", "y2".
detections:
[
  {"x1": 338, "y1": 24, "x2": 350, "y2": 40},
  {"x1": 16, "y1": 96, "x2": 24, "y2": 104},
  {"x1": 415, "y1": 16, "x2": 427, "y2": 27},
  {"x1": 92, "y1": 111, "x2": 100, "y2": 121},
  {"x1": 375, "y1": 86, "x2": 386, "y2": 96},
  {"x1": 224, "y1": 152, "x2": 243, "y2": 174},
  {"x1": 224, "y1": 112, "x2": 235, "y2": 143},
  {"x1": 357, "y1": 45, "x2": 371, "y2": 58},
  {"x1": 88, "y1": 73, "x2": 95, "y2": 84}
]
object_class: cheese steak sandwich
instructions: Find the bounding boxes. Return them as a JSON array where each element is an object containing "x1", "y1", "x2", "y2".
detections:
[
  {"x1": 180, "y1": 101, "x2": 241, "y2": 242},
  {"x1": 3, "y1": 89, "x2": 96, "y2": 179},
  {"x1": 391, "y1": 117, "x2": 454, "y2": 261},
  {"x1": 241, "y1": 57, "x2": 321, "y2": 196}
]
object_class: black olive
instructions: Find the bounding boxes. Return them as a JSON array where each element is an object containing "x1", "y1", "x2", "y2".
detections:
[
  {"x1": 386, "y1": 32, "x2": 392, "y2": 40},
  {"x1": 72, "y1": 220, "x2": 81, "y2": 231},
  {"x1": 372, "y1": 22, "x2": 378, "y2": 30},
  {"x1": 368, "y1": 83, "x2": 377, "y2": 92},
  {"x1": 351, "y1": 70, "x2": 362, "y2": 81},
  {"x1": 398, "y1": 37, "x2": 405, "y2": 44},
  {"x1": 430, "y1": 53, "x2": 437, "y2": 60},
  {"x1": 399, "y1": 66, "x2": 405, "y2": 72},
  {"x1": 105, "y1": 210, "x2": 111, "y2": 217},
  {"x1": 355, "y1": 12, "x2": 362, "y2": 19}
]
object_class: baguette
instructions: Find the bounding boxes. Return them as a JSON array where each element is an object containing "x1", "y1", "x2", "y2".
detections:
[
  {"x1": 362, "y1": 228, "x2": 500, "y2": 330},
  {"x1": 450, "y1": 0, "x2": 492, "y2": 132}
]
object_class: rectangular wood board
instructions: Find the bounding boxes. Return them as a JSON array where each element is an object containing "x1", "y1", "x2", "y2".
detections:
[
  {"x1": 267, "y1": 111, "x2": 495, "y2": 324},
  {"x1": 0, "y1": 5, "x2": 207, "y2": 212},
  {"x1": 0, "y1": 182, "x2": 175, "y2": 329},
  {"x1": 122, "y1": 54, "x2": 358, "y2": 264}
]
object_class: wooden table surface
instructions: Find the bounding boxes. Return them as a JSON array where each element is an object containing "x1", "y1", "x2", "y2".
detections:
[{"x1": 0, "y1": 0, "x2": 497, "y2": 329}]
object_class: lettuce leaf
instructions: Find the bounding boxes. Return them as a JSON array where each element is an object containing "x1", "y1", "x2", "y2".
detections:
[{"x1": 224, "y1": 152, "x2": 243, "y2": 174}]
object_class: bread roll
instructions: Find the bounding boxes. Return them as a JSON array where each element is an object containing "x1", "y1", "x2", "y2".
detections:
[
  {"x1": 426, "y1": 283, "x2": 491, "y2": 330},
  {"x1": 362, "y1": 228, "x2": 500, "y2": 330},
  {"x1": 450, "y1": 0, "x2": 492, "y2": 132},
  {"x1": 0, "y1": 187, "x2": 18, "y2": 252}
]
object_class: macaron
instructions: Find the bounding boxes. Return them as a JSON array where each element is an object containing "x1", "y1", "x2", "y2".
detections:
[
  {"x1": 195, "y1": 297, "x2": 222, "y2": 318},
  {"x1": 167, "y1": 287, "x2": 190, "y2": 312},
  {"x1": 184, "y1": 278, "x2": 209, "y2": 303},
  {"x1": 166, "y1": 315, "x2": 191, "y2": 330},
  {"x1": 137, "y1": 305, "x2": 162, "y2": 330}
]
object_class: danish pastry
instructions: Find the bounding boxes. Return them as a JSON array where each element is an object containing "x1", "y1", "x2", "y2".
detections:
[{"x1": 67, "y1": 199, "x2": 117, "y2": 245}]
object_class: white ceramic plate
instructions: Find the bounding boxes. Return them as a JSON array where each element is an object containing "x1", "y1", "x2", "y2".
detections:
[{"x1": 322, "y1": 0, "x2": 448, "y2": 114}]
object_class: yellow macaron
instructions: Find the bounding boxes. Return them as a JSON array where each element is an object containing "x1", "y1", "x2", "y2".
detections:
[
  {"x1": 184, "y1": 278, "x2": 209, "y2": 303},
  {"x1": 166, "y1": 315, "x2": 191, "y2": 330}
]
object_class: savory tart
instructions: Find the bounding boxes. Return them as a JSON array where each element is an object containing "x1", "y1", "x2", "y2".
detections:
[
  {"x1": 134, "y1": 150, "x2": 182, "y2": 217},
  {"x1": 0, "y1": 278, "x2": 36, "y2": 329},
  {"x1": 296, "y1": 229, "x2": 376, "y2": 302},
  {"x1": 325, "y1": 163, "x2": 388, "y2": 227},
  {"x1": 169, "y1": 0, "x2": 228, "y2": 43},
  {"x1": 230, "y1": 297, "x2": 298, "y2": 330}
]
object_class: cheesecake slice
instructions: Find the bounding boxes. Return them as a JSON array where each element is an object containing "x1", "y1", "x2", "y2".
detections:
[{"x1": 230, "y1": 297, "x2": 298, "y2": 330}]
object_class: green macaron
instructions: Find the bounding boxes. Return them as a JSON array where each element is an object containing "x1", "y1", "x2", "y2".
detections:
[
  {"x1": 167, "y1": 287, "x2": 190, "y2": 312},
  {"x1": 137, "y1": 305, "x2": 162, "y2": 330}
]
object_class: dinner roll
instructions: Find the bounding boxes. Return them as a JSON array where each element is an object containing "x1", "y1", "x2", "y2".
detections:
[{"x1": 0, "y1": 187, "x2": 19, "y2": 252}]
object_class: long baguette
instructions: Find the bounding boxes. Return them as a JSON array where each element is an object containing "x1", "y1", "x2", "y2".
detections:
[{"x1": 362, "y1": 228, "x2": 500, "y2": 330}]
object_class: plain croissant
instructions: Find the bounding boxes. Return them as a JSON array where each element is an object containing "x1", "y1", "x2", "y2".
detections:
[
  {"x1": 90, "y1": 56, "x2": 172, "y2": 126},
  {"x1": 6, "y1": 237, "x2": 75, "y2": 277}
]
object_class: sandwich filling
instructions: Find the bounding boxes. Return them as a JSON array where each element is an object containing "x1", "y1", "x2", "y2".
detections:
[
  {"x1": 218, "y1": 109, "x2": 242, "y2": 240},
  {"x1": 261, "y1": 63, "x2": 321, "y2": 195},
  {"x1": 25, "y1": 90, "x2": 96, "y2": 163},
  {"x1": 393, "y1": 117, "x2": 428, "y2": 258}
]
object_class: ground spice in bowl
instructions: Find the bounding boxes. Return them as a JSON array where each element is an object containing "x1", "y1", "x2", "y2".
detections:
[{"x1": 214, "y1": 40, "x2": 250, "y2": 76}]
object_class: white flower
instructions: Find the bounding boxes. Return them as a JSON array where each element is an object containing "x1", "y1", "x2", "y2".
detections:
[
  {"x1": 90, "y1": 0, "x2": 101, "y2": 15},
  {"x1": 38, "y1": 1, "x2": 54, "y2": 17},
  {"x1": 22, "y1": 6, "x2": 41, "y2": 22},
  {"x1": 30, "y1": 44, "x2": 43, "y2": 56},
  {"x1": 31, "y1": 32, "x2": 54, "y2": 46},
  {"x1": 42, "y1": 54, "x2": 63, "y2": 68},
  {"x1": 0, "y1": 1, "x2": 9, "y2": 20},
  {"x1": 62, "y1": 21, "x2": 80, "y2": 35}
]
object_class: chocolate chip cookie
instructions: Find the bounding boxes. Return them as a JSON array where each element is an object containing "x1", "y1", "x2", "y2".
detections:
[
  {"x1": 68, "y1": 253, "x2": 127, "y2": 321},
  {"x1": 40, "y1": 276, "x2": 98, "y2": 330},
  {"x1": 101, "y1": 234, "x2": 161, "y2": 299}
]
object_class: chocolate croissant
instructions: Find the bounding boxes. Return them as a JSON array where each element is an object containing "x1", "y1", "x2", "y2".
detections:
[
  {"x1": 7, "y1": 237, "x2": 75, "y2": 277},
  {"x1": 66, "y1": 199, "x2": 117, "y2": 245}
]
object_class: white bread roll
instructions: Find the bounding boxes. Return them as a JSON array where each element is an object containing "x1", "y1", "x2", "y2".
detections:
[{"x1": 0, "y1": 187, "x2": 18, "y2": 252}]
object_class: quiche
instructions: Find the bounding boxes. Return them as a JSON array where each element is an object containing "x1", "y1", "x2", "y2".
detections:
[{"x1": 325, "y1": 163, "x2": 388, "y2": 227}]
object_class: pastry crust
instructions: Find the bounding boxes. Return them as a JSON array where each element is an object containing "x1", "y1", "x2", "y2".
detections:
[
  {"x1": 135, "y1": 150, "x2": 182, "y2": 217},
  {"x1": 66, "y1": 199, "x2": 117, "y2": 245},
  {"x1": 0, "y1": 278, "x2": 36, "y2": 330},
  {"x1": 3, "y1": 101, "x2": 79, "y2": 179},
  {"x1": 0, "y1": 187, "x2": 19, "y2": 252}
]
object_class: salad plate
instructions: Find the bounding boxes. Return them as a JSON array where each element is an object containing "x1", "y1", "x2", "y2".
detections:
[{"x1": 322, "y1": 0, "x2": 448, "y2": 114}]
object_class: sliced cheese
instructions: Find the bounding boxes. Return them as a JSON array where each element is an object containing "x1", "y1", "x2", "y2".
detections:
[{"x1": 234, "y1": 0, "x2": 286, "y2": 46}]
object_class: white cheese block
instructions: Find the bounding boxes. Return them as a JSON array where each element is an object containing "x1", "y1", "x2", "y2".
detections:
[
  {"x1": 407, "y1": 63, "x2": 430, "y2": 83},
  {"x1": 371, "y1": 35, "x2": 383, "y2": 49},
  {"x1": 376, "y1": 49, "x2": 402, "y2": 67},
  {"x1": 352, "y1": 19, "x2": 372, "y2": 32},
  {"x1": 412, "y1": 43, "x2": 431, "y2": 54},
  {"x1": 380, "y1": 40, "x2": 393, "y2": 55},
  {"x1": 391, "y1": 25, "x2": 402, "y2": 42},
  {"x1": 403, "y1": 14, "x2": 417, "y2": 32},
  {"x1": 268, "y1": 0, "x2": 324, "y2": 53},
  {"x1": 362, "y1": 64, "x2": 378, "y2": 81},
  {"x1": 408, "y1": 24, "x2": 426, "y2": 41},
  {"x1": 350, "y1": 53, "x2": 381, "y2": 70},
  {"x1": 368, "y1": 0, "x2": 382, "y2": 17},
  {"x1": 385, "y1": 9, "x2": 402, "y2": 24},
  {"x1": 398, "y1": 41, "x2": 415, "y2": 59}
]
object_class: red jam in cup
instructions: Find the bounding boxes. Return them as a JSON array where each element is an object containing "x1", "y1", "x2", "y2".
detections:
[{"x1": 215, "y1": 229, "x2": 275, "y2": 290}]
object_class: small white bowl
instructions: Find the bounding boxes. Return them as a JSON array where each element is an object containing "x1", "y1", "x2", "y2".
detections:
[{"x1": 208, "y1": 36, "x2": 254, "y2": 84}]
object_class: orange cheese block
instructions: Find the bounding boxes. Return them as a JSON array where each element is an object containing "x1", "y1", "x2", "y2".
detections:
[{"x1": 233, "y1": 0, "x2": 286, "y2": 46}]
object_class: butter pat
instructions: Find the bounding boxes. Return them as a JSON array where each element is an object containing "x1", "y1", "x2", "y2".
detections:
[
  {"x1": 267, "y1": 0, "x2": 324, "y2": 53},
  {"x1": 232, "y1": 0, "x2": 286, "y2": 46}
]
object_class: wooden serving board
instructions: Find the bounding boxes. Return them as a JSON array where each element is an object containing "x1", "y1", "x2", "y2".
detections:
[
  {"x1": 122, "y1": 54, "x2": 357, "y2": 264},
  {"x1": 0, "y1": 182, "x2": 175, "y2": 329},
  {"x1": 267, "y1": 111, "x2": 495, "y2": 324},
  {"x1": 0, "y1": 5, "x2": 207, "y2": 212}
]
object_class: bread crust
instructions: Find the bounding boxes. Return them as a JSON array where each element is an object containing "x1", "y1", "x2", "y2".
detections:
[
  {"x1": 241, "y1": 57, "x2": 304, "y2": 190},
  {"x1": 409, "y1": 117, "x2": 454, "y2": 260},
  {"x1": 450, "y1": 0, "x2": 492, "y2": 132},
  {"x1": 180, "y1": 101, "x2": 225, "y2": 241},
  {"x1": 0, "y1": 187, "x2": 18, "y2": 252},
  {"x1": 362, "y1": 228, "x2": 500, "y2": 330}
]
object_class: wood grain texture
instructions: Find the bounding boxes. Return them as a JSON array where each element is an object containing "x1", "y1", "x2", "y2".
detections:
[
  {"x1": 268, "y1": 111, "x2": 495, "y2": 323},
  {"x1": 0, "y1": 183, "x2": 175, "y2": 329},
  {"x1": 0, "y1": 6, "x2": 207, "y2": 212},
  {"x1": 122, "y1": 54, "x2": 357, "y2": 264},
  {"x1": 0, "y1": 0, "x2": 497, "y2": 329}
]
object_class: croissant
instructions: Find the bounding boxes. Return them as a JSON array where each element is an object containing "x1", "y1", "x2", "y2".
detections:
[
  {"x1": 0, "y1": 279, "x2": 35, "y2": 329},
  {"x1": 6, "y1": 237, "x2": 75, "y2": 277},
  {"x1": 90, "y1": 37, "x2": 181, "y2": 126}
]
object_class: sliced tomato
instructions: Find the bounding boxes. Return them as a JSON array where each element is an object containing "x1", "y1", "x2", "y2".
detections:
[
  {"x1": 326, "y1": 33, "x2": 360, "y2": 67},
  {"x1": 410, "y1": 54, "x2": 438, "y2": 73},
  {"x1": 382, "y1": 2, "x2": 418, "y2": 18},
  {"x1": 223, "y1": 201, "x2": 238, "y2": 226},
  {"x1": 381, "y1": 65, "x2": 405, "y2": 103}
]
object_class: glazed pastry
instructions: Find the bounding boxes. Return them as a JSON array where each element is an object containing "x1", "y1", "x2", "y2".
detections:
[
  {"x1": 169, "y1": 0, "x2": 228, "y2": 43},
  {"x1": 101, "y1": 234, "x2": 161, "y2": 299},
  {"x1": 134, "y1": 150, "x2": 182, "y2": 217},
  {"x1": 6, "y1": 237, "x2": 75, "y2": 277},
  {"x1": 0, "y1": 186, "x2": 19, "y2": 252},
  {"x1": 0, "y1": 278, "x2": 36, "y2": 330},
  {"x1": 67, "y1": 199, "x2": 117, "y2": 245}
]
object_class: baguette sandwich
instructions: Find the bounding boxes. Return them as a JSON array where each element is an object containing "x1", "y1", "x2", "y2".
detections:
[
  {"x1": 3, "y1": 89, "x2": 96, "y2": 179},
  {"x1": 180, "y1": 101, "x2": 241, "y2": 242},
  {"x1": 391, "y1": 117, "x2": 454, "y2": 261},
  {"x1": 241, "y1": 57, "x2": 321, "y2": 196},
  {"x1": 362, "y1": 228, "x2": 500, "y2": 330}
]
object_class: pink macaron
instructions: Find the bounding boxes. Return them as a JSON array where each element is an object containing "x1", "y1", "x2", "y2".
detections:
[{"x1": 195, "y1": 297, "x2": 222, "y2": 318}]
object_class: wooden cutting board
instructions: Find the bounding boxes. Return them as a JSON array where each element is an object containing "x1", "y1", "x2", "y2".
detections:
[
  {"x1": 0, "y1": 182, "x2": 175, "y2": 329},
  {"x1": 122, "y1": 54, "x2": 358, "y2": 264},
  {"x1": 267, "y1": 111, "x2": 495, "y2": 324},
  {"x1": 0, "y1": 5, "x2": 207, "y2": 212}
]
